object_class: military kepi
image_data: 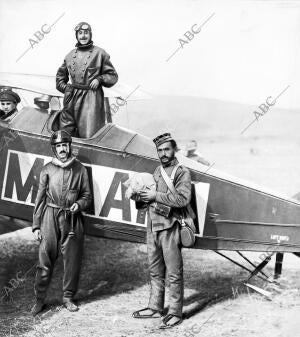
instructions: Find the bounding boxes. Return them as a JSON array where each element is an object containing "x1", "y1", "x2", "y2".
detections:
[
  {"x1": 153, "y1": 133, "x2": 174, "y2": 147},
  {"x1": 0, "y1": 89, "x2": 21, "y2": 103}
]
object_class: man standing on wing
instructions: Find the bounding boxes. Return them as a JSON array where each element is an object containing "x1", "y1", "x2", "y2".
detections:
[
  {"x1": 56, "y1": 22, "x2": 118, "y2": 138},
  {"x1": 31, "y1": 130, "x2": 92, "y2": 316},
  {"x1": 132, "y1": 133, "x2": 193, "y2": 329}
]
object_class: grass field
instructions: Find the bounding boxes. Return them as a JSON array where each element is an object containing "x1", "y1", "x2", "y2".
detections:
[{"x1": 0, "y1": 227, "x2": 299, "y2": 337}]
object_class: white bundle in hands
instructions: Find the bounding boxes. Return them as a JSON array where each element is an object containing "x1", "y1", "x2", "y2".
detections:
[{"x1": 124, "y1": 173, "x2": 156, "y2": 199}]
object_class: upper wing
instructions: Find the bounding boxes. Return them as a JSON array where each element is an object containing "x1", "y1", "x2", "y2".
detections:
[{"x1": 0, "y1": 72, "x2": 150, "y2": 100}]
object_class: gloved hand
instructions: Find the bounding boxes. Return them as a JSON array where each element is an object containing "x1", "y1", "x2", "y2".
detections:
[{"x1": 89, "y1": 79, "x2": 100, "y2": 90}]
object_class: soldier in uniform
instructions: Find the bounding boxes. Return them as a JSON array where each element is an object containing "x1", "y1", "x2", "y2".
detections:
[
  {"x1": 0, "y1": 89, "x2": 21, "y2": 121},
  {"x1": 31, "y1": 130, "x2": 92, "y2": 316},
  {"x1": 132, "y1": 133, "x2": 193, "y2": 329},
  {"x1": 56, "y1": 22, "x2": 118, "y2": 138}
]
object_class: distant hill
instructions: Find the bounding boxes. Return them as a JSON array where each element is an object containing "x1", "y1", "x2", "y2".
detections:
[{"x1": 114, "y1": 95, "x2": 299, "y2": 141}]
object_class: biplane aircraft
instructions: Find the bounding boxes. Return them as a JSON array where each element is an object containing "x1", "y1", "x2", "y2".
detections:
[{"x1": 0, "y1": 72, "x2": 300, "y2": 294}]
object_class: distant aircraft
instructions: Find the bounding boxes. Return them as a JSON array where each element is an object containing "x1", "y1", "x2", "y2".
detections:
[{"x1": 0, "y1": 72, "x2": 299, "y2": 297}]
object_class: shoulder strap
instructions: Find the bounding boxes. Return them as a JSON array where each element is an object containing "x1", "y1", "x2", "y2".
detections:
[
  {"x1": 160, "y1": 164, "x2": 180, "y2": 195},
  {"x1": 170, "y1": 164, "x2": 179, "y2": 181},
  {"x1": 161, "y1": 164, "x2": 195, "y2": 220}
]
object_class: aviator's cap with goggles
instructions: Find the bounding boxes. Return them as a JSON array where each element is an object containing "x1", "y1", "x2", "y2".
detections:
[
  {"x1": 153, "y1": 133, "x2": 175, "y2": 147},
  {"x1": 0, "y1": 89, "x2": 21, "y2": 104},
  {"x1": 50, "y1": 130, "x2": 72, "y2": 146},
  {"x1": 75, "y1": 22, "x2": 92, "y2": 32}
]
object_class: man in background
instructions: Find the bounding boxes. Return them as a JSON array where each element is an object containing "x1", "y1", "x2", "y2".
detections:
[
  {"x1": 184, "y1": 140, "x2": 210, "y2": 166},
  {"x1": 0, "y1": 89, "x2": 21, "y2": 121}
]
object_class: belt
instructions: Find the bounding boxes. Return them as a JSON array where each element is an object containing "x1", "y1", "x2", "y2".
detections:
[
  {"x1": 47, "y1": 203, "x2": 71, "y2": 219},
  {"x1": 47, "y1": 203, "x2": 75, "y2": 236},
  {"x1": 71, "y1": 82, "x2": 90, "y2": 90}
]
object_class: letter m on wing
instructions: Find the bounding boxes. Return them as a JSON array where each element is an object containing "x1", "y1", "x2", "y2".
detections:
[{"x1": 3, "y1": 152, "x2": 44, "y2": 204}]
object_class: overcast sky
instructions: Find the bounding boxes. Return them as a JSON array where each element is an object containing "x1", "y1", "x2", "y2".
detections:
[{"x1": 1, "y1": 0, "x2": 300, "y2": 109}]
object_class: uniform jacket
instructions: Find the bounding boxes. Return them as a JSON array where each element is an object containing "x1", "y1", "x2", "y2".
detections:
[
  {"x1": 148, "y1": 158, "x2": 193, "y2": 232},
  {"x1": 56, "y1": 44, "x2": 118, "y2": 138},
  {"x1": 0, "y1": 109, "x2": 18, "y2": 121},
  {"x1": 32, "y1": 156, "x2": 92, "y2": 232}
]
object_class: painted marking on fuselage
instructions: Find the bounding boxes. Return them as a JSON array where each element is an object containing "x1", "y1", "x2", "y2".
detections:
[
  {"x1": 194, "y1": 182, "x2": 210, "y2": 236},
  {"x1": 1, "y1": 150, "x2": 211, "y2": 230},
  {"x1": 1, "y1": 150, "x2": 147, "y2": 227},
  {"x1": 2, "y1": 150, "x2": 51, "y2": 205},
  {"x1": 270, "y1": 234, "x2": 289, "y2": 243}
]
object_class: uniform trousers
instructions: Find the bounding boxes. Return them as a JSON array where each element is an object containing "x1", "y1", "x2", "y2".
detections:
[
  {"x1": 147, "y1": 221, "x2": 183, "y2": 317},
  {"x1": 34, "y1": 208, "x2": 84, "y2": 300}
]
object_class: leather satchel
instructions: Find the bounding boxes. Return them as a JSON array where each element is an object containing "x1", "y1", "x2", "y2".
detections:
[
  {"x1": 151, "y1": 202, "x2": 171, "y2": 217},
  {"x1": 160, "y1": 165, "x2": 196, "y2": 248}
]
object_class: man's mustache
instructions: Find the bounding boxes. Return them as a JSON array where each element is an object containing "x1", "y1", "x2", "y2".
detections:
[{"x1": 59, "y1": 151, "x2": 67, "y2": 155}]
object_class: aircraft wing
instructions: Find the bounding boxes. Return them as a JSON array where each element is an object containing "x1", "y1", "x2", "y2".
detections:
[{"x1": 0, "y1": 72, "x2": 150, "y2": 100}]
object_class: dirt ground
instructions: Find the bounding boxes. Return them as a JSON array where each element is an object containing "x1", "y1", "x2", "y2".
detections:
[{"x1": 0, "y1": 227, "x2": 300, "y2": 337}]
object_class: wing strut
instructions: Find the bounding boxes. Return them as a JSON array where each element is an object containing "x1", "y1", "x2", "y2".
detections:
[
  {"x1": 244, "y1": 252, "x2": 274, "y2": 283},
  {"x1": 214, "y1": 251, "x2": 271, "y2": 283},
  {"x1": 214, "y1": 250, "x2": 278, "y2": 299},
  {"x1": 237, "y1": 251, "x2": 270, "y2": 279}
]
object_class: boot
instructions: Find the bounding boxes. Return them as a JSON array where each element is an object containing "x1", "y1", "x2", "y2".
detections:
[
  {"x1": 63, "y1": 298, "x2": 78, "y2": 312},
  {"x1": 31, "y1": 299, "x2": 45, "y2": 316}
]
